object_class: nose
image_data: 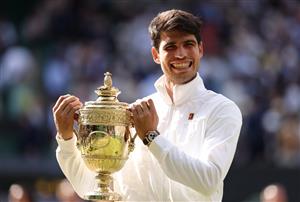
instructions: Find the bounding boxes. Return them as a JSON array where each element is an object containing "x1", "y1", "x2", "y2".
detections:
[{"x1": 175, "y1": 46, "x2": 187, "y2": 59}]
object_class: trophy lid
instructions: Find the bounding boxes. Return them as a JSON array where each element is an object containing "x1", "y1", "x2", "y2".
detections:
[
  {"x1": 79, "y1": 72, "x2": 131, "y2": 126},
  {"x1": 83, "y1": 72, "x2": 128, "y2": 109}
]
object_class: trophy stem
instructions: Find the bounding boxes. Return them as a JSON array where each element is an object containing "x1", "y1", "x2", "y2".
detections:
[
  {"x1": 96, "y1": 172, "x2": 112, "y2": 193},
  {"x1": 84, "y1": 172, "x2": 122, "y2": 201}
]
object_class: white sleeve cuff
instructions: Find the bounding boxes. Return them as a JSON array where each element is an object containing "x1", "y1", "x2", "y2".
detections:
[
  {"x1": 148, "y1": 135, "x2": 174, "y2": 161},
  {"x1": 56, "y1": 133, "x2": 78, "y2": 153}
]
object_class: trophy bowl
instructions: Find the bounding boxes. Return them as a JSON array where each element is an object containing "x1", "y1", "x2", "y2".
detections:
[{"x1": 75, "y1": 72, "x2": 136, "y2": 201}]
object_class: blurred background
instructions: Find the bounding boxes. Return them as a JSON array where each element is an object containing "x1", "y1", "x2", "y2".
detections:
[{"x1": 0, "y1": 0, "x2": 300, "y2": 201}]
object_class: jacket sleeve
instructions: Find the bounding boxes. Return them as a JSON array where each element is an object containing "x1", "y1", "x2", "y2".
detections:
[
  {"x1": 149, "y1": 102, "x2": 242, "y2": 195},
  {"x1": 56, "y1": 134, "x2": 97, "y2": 199}
]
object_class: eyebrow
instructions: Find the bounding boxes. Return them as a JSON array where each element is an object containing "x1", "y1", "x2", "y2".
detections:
[
  {"x1": 163, "y1": 41, "x2": 176, "y2": 47},
  {"x1": 163, "y1": 39, "x2": 197, "y2": 48},
  {"x1": 184, "y1": 39, "x2": 197, "y2": 44}
]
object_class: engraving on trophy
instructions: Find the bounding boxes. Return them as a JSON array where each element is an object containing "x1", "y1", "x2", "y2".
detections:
[{"x1": 79, "y1": 109, "x2": 131, "y2": 126}]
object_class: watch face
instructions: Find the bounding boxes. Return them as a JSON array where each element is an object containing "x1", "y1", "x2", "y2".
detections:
[
  {"x1": 149, "y1": 133, "x2": 156, "y2": 140},
  {"x1": 143, "y1": 131, "x2": 159, "y2": 146}
]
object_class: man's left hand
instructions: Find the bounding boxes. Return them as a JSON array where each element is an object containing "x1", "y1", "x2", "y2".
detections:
[{"x1": 130, "y1": 98, "x2": 159, "y2": 140}]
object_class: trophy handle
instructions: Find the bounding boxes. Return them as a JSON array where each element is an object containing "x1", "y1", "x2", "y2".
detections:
[
  {"x1": 126, "y1": 125, "x2": 137, "y2": 153},
  {"x1": 126, "y1": 108, "x2": 137, "y2": 153},
  {"x1": 73, "y1": 127, "x2": 79, "y2": 138}
]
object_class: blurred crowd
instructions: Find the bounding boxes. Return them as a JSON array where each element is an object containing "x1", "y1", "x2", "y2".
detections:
[
  {"x1": 0, "y1": 0, "x2": 300, "y2": 201},
  {"x1": 5, "y1": 179, "x2": 83, "y2": 202}
]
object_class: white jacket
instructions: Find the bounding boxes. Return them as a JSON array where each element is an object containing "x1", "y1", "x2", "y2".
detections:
[{"x1": 56, "y1": 73, "x2": 242, "y2": 201}]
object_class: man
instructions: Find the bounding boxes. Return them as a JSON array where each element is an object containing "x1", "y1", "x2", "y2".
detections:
[{"x1": 53, "y1": 9, "x2": 242, "y2": 201}]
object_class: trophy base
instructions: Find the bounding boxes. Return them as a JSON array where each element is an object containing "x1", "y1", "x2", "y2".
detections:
[{"x1": 84, "y1": 191, "x2": 122, "y2": 201}]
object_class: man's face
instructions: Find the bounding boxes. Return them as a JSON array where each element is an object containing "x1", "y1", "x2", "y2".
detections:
[{"x1": 151, "y1": 31, "x2": 203, "y2": 85}]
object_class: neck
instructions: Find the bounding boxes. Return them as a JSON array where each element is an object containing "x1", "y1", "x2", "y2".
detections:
[{"x1": 164, "y1": 74, "x2": 198, "y2": 101}]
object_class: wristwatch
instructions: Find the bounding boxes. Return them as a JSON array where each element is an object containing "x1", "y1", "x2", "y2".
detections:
[{"x1": 142, "y1": 130, "x2": 160, "y2": 146}]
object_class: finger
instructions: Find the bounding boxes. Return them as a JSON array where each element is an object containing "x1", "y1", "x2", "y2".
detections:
[
  {"x1": 63, "y1": 100, "x2": 82, "y2": 116},
  {"x1": 130, "y1": 99, "x2": 141, "y2": 109},
  {"x1": 134, "y1": 104, "x2": 144, "y2": 116},
  {"x1": 67, "y1": 103, "x2": 82, "y2": 117},
  {"x1": 141, "y1": 101, "x2": 150, "y2": 112},
  {"x1": 147, "y1": 99, "x2": 157, "y2": 114},
  {"x1": 52, "y1": 94, "x2": 70, "y2": 112},
  {"x1": 131, "y1": 106, "x2": 139, "y2": 122},
  {"x1": 128, "y1": 104, "x2": 133, "y2": 112},
  {"x1": 56, "y1": 96, "x2": 79, "y2": 113},
  {"x1": 53, "y1": 94, "x2": 74, "y2": 113}
]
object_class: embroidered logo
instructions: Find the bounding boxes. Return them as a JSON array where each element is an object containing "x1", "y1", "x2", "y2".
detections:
[{"x1": 188, "y1": 113, "x2": 194, "y2": 120}]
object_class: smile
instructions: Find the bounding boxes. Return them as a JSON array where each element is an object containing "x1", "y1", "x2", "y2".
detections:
[{"x1": 170, "y1": 61, "x2": 192, "y2": 69}]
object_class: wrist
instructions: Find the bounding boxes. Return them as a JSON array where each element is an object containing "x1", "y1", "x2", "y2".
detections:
[{"x1": 58, "y1": 132, "x2": 73, "y2": 141}]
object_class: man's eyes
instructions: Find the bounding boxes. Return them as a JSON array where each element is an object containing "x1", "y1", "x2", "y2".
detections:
[
  {"x1": 164, "y1": 45, "x2": 176, "y2": 50},
  {"x1": 164, "y1": 42, "x2": 196, "y2": 50},
  {"x1": 185, "y1": 42, "x2": 196, "y2": 47}
]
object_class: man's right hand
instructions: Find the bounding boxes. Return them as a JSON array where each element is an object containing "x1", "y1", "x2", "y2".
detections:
[{"x1": 52, "y1": 94, "x2": 83, "y2": 140}]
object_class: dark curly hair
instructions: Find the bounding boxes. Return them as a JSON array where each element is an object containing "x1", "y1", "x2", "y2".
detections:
[{"x1": 149, "y1": 9, "x2": 203, "y2": 50}]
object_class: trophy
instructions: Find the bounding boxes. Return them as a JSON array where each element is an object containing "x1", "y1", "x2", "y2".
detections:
[{"x1": 74, "y1": 72, "x2": 136, "y2": 201}]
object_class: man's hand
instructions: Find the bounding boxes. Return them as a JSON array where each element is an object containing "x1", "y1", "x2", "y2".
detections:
[
  {"x1": 52, "y1": 94, "x2": 83, "y2": 140},
  {"x1": 130, "y1": 99, "x2": 159, "y2": 140}
]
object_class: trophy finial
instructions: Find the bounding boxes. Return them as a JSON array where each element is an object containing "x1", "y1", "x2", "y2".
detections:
[
  {"x1": 95, "y1": 72, "x2": 120, "y2": 100},
  {"x1": 104, "y1": 72, "x2": 112, "y2": 89}
]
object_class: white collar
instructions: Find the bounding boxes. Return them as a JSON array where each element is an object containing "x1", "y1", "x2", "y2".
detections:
[{"x1": 154, "y1": 73, "x2": 206, "y2": 106}]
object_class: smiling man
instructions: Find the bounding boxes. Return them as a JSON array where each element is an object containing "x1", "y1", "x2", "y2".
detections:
[
  {"x1": 54, "y1": 9, "x2": 242, "y2": 201},
  {"x1": 151, "y1": 30, "x2": 203, "y2": 100}
]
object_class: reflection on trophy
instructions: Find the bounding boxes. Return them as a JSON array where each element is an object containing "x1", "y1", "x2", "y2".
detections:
[{"x1": 74, "y1": 72, "x2": 136, "y2": 201}]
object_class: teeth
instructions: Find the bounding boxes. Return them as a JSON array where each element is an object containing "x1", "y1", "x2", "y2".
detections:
[{"x1": 171, "y1": 62, "x2": 190, "y2": 68}]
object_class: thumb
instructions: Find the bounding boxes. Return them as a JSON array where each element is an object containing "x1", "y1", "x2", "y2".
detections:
[{"x1": 147, "y1": 99, "x2": 157, "y2": 115}]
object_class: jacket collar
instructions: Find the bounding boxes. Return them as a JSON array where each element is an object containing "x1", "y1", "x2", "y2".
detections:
[{"x1": 154, "y1": 73, "x2": 206, "y2": 106}]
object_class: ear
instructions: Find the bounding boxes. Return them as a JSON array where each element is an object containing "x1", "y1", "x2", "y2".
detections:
[
  {"x1": 151, "y1": 47, "x2": 160, "y2": 64},
  {"x1": 198, "y1": 42, "x2": 204, "y2": 58}
]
